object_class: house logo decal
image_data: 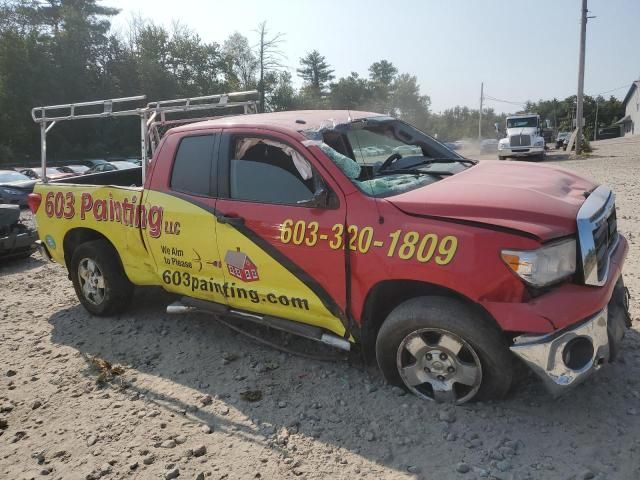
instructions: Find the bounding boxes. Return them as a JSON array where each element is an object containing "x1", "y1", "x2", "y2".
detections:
[{"x1": 224, "y1": 248, "x2": 259, "y2": 282}]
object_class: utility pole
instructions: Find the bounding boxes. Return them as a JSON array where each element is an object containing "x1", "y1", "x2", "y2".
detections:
[
  {"x1": 479, "y1": 82, "x2": 484, "y2": 141},
  {"x1": 576, "y1": 0, "x2": 588, "y2": 154},
  {"x1": 593, "y1": 97, "x2": 599, "y2": 141}
]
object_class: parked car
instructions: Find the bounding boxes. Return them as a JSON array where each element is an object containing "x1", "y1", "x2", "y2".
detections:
[
  {"x1": 556, "y1": 132, "x2": 571, "y2": 149},
  {"x1": 77, "y1": 159, "x2": 109, "y2": 168},
  {"x1": 0, "y1": 204, "x2": 37, "y2": 260},
  {"x1": 480, "y1": 138, "x2": 499, "y2": 153},
  {"x1": 360, "y1": 146, "x2": 387, "y2": 157},
  {"x1": 63, "y1": 165, "x2": 90, "y2": 175},
  {"x1": 392, "y1": 145, "x2": 422, "y2": 156},
  {"x1": 19, "y1": 167, "x2": 76, "y2": 181},
  {"x1": 0, "y1": 170, "x2": 37, "y2": 207},
  {"x1": 563, "y1": 134, "x2": 585, "y2": 151},
  {"x1": 85, "y1": 161, "x2": 139, "y2": 174}
]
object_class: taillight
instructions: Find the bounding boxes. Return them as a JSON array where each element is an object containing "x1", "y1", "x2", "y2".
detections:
[{"x1": 27, "y1": 193, "x2": 42, "y2": 213}]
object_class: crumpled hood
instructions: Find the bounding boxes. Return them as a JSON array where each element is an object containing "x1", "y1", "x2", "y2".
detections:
[{"x1": 387, "y1": 161, "x2": 596, "y2": 240}]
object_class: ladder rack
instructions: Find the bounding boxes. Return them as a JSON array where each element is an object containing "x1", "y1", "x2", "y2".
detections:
[{"x1": 31, "y1": 90, "x2": 259, "y2": 183}]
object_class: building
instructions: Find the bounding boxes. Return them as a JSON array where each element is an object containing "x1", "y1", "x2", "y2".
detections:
[
  {"x1": 224, "y1": 248, "x2": 259, "y2": 282},
  {"x1": 617, "y1": 80, "x2": 640, "y2": 136}
]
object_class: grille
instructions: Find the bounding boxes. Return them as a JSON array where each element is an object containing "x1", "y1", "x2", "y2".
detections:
[
  {"x1": 593, "y1": 208, "x2": 618, "y2": 278},
  {"x1": 577, "y1": 186, "x2": 618, "y2": 286},
  {"x1": 510, "y1": 135, "x2": 531, "y2": 147}
]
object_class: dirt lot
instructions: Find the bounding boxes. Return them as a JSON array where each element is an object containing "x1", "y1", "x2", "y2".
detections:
[{"x1": 1, "y1": 137, "x2": 639, "y2": 480}]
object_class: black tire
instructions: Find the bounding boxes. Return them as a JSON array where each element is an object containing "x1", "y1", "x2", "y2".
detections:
[
  {"x1": 498, "y1": 156, "x2": 506, "y2": 160},
  {"x1": 70, "y1": 239, "x2": 133, "y2": 316},
  {"x1": 376, "y1": 296, "x2": 513, "y2": 403}
]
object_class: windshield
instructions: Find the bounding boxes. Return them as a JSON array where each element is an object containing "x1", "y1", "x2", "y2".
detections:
[
  {"x1": 304, "y1": 117, "x2": 473, "y2": 198},
  {"x1": 0, "y1": 171, "x2": 30, "y2": 182},
  {"x1": 507, "y1": 117, "x2": 538, "y2": 129}
]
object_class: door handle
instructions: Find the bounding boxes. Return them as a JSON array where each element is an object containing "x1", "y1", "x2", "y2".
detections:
[{"x1": 217, "y1": 214, "x2": 245, "y2": 226}]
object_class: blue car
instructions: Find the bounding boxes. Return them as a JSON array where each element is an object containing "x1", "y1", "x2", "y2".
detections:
[{"x1": 0, "y1": 170, "x2": 37, "y2": 207}]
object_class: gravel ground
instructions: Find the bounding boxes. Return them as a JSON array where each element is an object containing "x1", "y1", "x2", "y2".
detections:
[{"x1": 1, "y1": 137, "x2": 639, "y2": 480}]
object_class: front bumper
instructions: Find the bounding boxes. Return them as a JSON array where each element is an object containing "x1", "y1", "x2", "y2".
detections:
[
  {"x1": 0, "y1": 228, "x2": 37, "y2": 257},
  {"x1": 510, "y1": 308, "x2": 609, "y2": 396},
  {"x1": 499, "y1": 146, "x2": 544, "y2": 157},
  {"x1": 510, "y1": 276, "x2": 630, "y2": 396}
]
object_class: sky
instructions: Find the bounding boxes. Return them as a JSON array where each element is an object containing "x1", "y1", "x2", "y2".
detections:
[{"x1": 107, "y1": 0, "x2": 640, "y2": 113}]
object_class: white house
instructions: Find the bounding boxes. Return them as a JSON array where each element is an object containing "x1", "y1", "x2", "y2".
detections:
[{"x1": 617, "y1": 80, "x2": 640, "y2": 136}]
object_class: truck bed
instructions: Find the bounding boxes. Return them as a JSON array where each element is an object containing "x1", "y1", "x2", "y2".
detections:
[{"x1": 54, "y1": 167, "x2": 142, "y2": 187}]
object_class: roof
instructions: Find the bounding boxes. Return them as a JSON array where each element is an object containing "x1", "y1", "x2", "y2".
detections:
[
  {"x1": 171, "y1": 110, "x2": 381, "y2": 134},
  {"x1": 615, "y1": 115, "x2": 631, "y2": 124},
  {"x1": 622, "y1": 81, "x2": 640, "y2": 107},
  {"x1": 224, "y1": 250, "x2": 250, "y2": 268}
]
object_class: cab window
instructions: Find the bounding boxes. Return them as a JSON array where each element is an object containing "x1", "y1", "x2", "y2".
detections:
[
  {"x1": 170, "y1": 135, "x2": 215, "y2": 196},
  {"x1": 228, "y1": 137, "x2": 316, "y2": 205}
]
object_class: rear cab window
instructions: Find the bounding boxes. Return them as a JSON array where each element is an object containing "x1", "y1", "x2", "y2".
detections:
[{"x1": 170, "y1": 135, "x2": 216, "y2": 196}]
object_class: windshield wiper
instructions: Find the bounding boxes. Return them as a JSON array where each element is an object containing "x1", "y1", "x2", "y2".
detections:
[
  {"x1": 375, "y1": 169, "x2": 454, "y2": 177},
  {"x1": 402, "y1": 158, "x2": 476, "y2": 169}
]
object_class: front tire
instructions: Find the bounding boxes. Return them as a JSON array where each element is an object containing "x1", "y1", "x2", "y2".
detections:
[
  {"x1": 376, "y1": 296, "x2": 513, "y2": 404},
  {"x1": 498, "y1": 155, "x2": 506, "y2": 160},
  {"x1": 70, "y1": 239, "x2": 133, "y2": 316}
]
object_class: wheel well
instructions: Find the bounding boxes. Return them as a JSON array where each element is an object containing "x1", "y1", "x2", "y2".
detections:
[
  {"x1": 63, "y1": 228, "x2": 116, "y2": 273},
  {"x1": 359, "y1": 280, "x2": 502, "y2": 363}
]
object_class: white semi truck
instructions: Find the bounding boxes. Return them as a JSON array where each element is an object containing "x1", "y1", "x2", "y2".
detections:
[{"x1": 497, "y1": 113, "x2": 546, "y2": 160}]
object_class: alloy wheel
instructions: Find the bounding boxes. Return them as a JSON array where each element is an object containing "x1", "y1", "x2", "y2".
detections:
[
  {"x1": 77, "y1": 258, "x2": 106, "y2": 305},
  {"x1": 396, "y1": 328, "x2": 482, "y2": 404}
]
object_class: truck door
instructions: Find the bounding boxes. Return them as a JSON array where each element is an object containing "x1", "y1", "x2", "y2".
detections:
[
  {"x1": 143, "y1": 132, "x2": 228, "y2": 306},
  {"x1": 214, "y1": 131, "x2": 349, "y2": 337}
]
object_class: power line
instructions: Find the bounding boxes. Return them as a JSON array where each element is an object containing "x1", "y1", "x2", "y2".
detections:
[
  {"x1": 483, "y1": 82, "x2": 630, "y2": 110},
  {"x1": 587, "y1": 83, "x2": 632, "y2": 97},
  {"x1": 483, "y1": 94, "x2": 528, "y2": 106}
]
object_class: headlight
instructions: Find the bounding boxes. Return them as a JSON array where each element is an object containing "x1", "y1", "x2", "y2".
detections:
[
  {"x1": 0, "y1": 187, "x2": 22, "y2": 195},
  {"x1": 498, "y1": 143, "x2": 509, "y2": 150},
  {"x1": 534, "y1": 139, "x2": 545, "y2": 146},
  {"x1": 501, "y1": 239, "x2": 576, "y2": 287}
]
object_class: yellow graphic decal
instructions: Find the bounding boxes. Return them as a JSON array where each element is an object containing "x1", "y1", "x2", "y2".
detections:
[
  {"x1": 160, "y1": 269, "x2": 311, "y2": 312},
  {"x1": 280, "y1": 219, "x2": 459, "y2": 265}
]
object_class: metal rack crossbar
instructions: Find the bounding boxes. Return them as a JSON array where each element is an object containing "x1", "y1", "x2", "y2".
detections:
[
  {"x1": 31, "y1": 95, "x2": 146, "y2": 123},
  {"x1": 31, "y1": 90, "x2": 259, "y2": 183}
]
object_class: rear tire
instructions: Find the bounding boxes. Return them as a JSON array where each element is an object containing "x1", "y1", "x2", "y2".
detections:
[
  {"x1": 70, "y1": 239, "x2": 133, "y2": 316},
  {"x1": 376, "y1": 296, "x2": 513, "y2": 404}
]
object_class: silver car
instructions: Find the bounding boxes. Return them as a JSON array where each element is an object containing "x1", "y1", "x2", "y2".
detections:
[{"x1": 0, "y1": 170, "x2": 37, "y2": 207}]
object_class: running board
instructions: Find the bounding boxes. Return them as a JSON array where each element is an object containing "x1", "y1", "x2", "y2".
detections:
[{"x1": 166, "y1": 298, "x2": 351, "y2": 352}]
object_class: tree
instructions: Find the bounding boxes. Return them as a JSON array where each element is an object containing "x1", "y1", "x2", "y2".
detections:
[
  {"x1": 369, "y1": 60, "x2": 397, "y2": 87},
  {"x1": 391, "y1": 73, "x2": 430, "y2": 127},
  {"x1": 254, "y1": 21, "x2": 285, "y2": 112},
  {"x1": 297, "y1": 50, "x2": 334, "y2": 95},
  {"x1": 266, "y1": 71, "x2": 297, "y2": 112},
  {"x1": 368, "y1": 59, "x2": 397, "y2": 113},
  {"x1": 222, "y1": 32, "x2": 257, "y2": 90},
  {"x1": 329, "y1": 72, "x2": 371, "y2": 110}
]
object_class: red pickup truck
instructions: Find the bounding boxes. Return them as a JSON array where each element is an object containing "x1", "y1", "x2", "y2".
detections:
[{"x1": 31, "y1": 108, "x2": 630, "y2": 404}]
